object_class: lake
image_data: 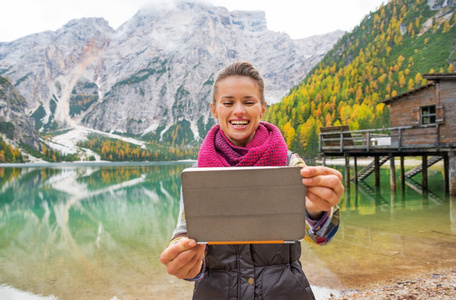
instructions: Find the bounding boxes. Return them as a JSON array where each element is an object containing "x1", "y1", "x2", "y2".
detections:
[{"x1": 0, "y1": 161, "x2": 455, "y2": 299}]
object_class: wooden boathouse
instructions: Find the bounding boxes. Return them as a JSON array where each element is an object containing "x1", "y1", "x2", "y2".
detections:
[{"x1": 319, "y1": 73, "x2": 456, "y2": 196}]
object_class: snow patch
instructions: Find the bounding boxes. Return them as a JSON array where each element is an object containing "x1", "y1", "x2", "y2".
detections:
[{"x1": 46, "y1": 125, "x2": 147, "y2": 161}]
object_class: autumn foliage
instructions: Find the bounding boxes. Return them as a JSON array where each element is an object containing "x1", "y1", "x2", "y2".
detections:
[
  {"x1": 78, "y1": 135, "x2": 199, "y2": 161},
  {"x1": 265, "y1": 0, "x2": 456, "y2": 157},
  {"x1": 0, "y1": 137, "x2": 23, "y2": 163}
]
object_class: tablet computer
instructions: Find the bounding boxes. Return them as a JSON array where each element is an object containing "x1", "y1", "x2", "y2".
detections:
[{"x1": 181, "y1": 166, "x2": 306, "y2": 244}]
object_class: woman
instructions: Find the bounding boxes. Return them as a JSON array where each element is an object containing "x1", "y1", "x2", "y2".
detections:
[{"x1": 160, "y1": 61, "x2": 344, "y2": 299}]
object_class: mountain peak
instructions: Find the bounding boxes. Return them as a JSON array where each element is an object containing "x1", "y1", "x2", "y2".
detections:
[
  {"x1": 126, "y1": 1, "x2": 268, "y2": 33},
  {"x1": 63, "y1": 17, "x2": 112, "y2": 30},
  {"x1": 0, "y1": 1, "x2": 343, "y2": 149}
]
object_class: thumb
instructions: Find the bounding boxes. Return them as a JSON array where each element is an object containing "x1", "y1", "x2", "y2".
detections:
[{"x1": 160, "y1": 238, "x2": 198, "y2": 263}]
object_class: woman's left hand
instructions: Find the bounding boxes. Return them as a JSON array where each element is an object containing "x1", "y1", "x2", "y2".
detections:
[{"x1": 300, "y1": 166, "x2": 344, "y2": 220}]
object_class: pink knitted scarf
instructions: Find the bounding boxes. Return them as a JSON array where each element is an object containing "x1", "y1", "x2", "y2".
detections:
[{"x1": 198, "y1": 121, "x2": 288, "y2": 167}]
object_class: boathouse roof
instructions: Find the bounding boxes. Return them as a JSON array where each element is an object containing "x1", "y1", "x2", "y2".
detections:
[{"x1": 382, "y1": 73, "x2": 456, "y2": 105}]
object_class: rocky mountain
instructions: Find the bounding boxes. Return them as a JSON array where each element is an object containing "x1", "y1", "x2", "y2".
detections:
[
  {"x1": 0, "y1": 1, "x2": 343, "y2": 147},
  {"x1": 428, "y1": 0, "x2": 456, "y2": 10},
  {"x1": 0, "y1": 77, "x2": 39, "y2": 149}
]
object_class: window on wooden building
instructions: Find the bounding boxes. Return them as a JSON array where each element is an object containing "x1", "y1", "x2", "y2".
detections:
[{"x1": 421, "y1": 105, "x2": 436, "y2": 124}]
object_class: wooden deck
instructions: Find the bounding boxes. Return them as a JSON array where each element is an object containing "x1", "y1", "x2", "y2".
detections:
[
  {"x1": 319, "y1": 125, "x2": 456, "y2": 196},
  {"x1": 319, "y1": 124, "x2": 454, "y2": 155}
]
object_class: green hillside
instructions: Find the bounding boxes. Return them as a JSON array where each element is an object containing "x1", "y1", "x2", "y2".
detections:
[{"x1": 265, "y1": 0, "x2": 456, "y2": 157}]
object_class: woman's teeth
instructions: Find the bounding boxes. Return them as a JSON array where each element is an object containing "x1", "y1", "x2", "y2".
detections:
[{"x1": 230, "y1": 120, "x2": 248, "y2": 127}]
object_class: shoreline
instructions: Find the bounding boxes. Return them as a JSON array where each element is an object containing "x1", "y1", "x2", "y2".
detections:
[
  {"x1": 3, "y1": 268, "x2": 455, "y2": 300},
  {"x1": 0, "y1": 159, "x2": 197, "y2": 168},
  {"x1": 329, "y1": 267, "x2": 456, "y2": 299},
  {"x1": 0, "y1": 157, "x2": 431, "y2": 168}
]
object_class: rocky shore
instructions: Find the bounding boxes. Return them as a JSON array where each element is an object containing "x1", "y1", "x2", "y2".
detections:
[{"x1": 329, "y1": 268, "x2": 456, "y2": 300}]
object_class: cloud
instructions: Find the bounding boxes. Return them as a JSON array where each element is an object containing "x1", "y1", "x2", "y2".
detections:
[
  {"x1": 137, "y1": 0, "x2": 180, "y2": 16},
  {"x1": 0, "y1": 0, "x2": 386, "y2": 42}
]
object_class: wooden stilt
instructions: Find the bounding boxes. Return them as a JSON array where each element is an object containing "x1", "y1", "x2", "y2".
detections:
[
  {"x1": 354, "y1": 156, "x2": 358, "y2": 185},
  {"x1": 353, "y1": 185, "x2": 358, "y2": 210},
  {"x1": 390, "y1": 153, "x2": 396, "y2": 193},
  {"x1": 422, "y1": 155, "x2": 428, "y2": 193},
  {"x1": 444, "y1": 155, "x2": 450, "y2": 195},
  {"x1": 450, "y1": 196, "x2": 456, "y2": 233},
  {"x1": 345, "y1": 153, "x2": 350, "y2": 191},
  {"x1": 400, "y1": 156, "x2": 405, "y2": 189},
  {"x1": 450, "y1": 152, "x2": 456, "y2": 196},
  {"x1": 375, "y1": 156, "x2": 380, "y2": 188}
]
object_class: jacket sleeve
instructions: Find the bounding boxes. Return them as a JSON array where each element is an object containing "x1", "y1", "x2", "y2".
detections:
[
  {"x1": 170, "y1": 162, "x2": 199, "y2": 242},
  {"x1": 288, "y1": 152, "x2": 340, "y2": 246},
  {"x1": 170, "y1": 188, "x2": 187, "y2": 242},
  {"x1": 168, "y1": 188, "x2": 206, "y2": 282}
]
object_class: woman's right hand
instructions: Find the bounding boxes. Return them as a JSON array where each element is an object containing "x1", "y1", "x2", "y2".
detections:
[{"x1": 160, "y1": 238, "x2": 206, "y2": 280}]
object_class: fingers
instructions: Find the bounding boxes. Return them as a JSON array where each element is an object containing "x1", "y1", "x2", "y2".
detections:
[
  {"x1": 301, "y1": 167, "x2": 344, "y2": 193},
  {"x1": 301, "y1": 166, "x2": 343, "y2": 181},
  {"x1": 306, "y1": 196, "x2": 332, "y2": 216},
  {"x1": 304, "y1": 177, "x2": 345, "y2": 198},
  {"x1": 300, "y1": 166, "x2": 344, "y2": 217},
  {"x1": 306, "y1": 188, "x2": 338, "y2": 211},
  {"x1": 172, "y1": 246, "x2": 204, "y2": 279},
  {"x1": 160, "y1": 238, "x2": 197, "y2": 264},
  {"x1": 160, "y1": 238, "x2": 206, "y2": 279}
]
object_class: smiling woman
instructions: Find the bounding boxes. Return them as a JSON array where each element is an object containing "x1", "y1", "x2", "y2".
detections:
[
  {"x1": 210, "y1": 69, "x2": 266, "y2": 147},
  {"x1": 160, "y1": 61, "x2": 345, "y2": 300}
]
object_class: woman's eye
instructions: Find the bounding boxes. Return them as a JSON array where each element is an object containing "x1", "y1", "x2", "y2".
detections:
[{"x1": 223, "y1": 102, "x2": 233, "y2": 106}]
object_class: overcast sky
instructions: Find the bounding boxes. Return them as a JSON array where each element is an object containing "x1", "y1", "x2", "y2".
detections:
[{"x1": 0, "y1": 0, "x2": 387, "y2": 42}]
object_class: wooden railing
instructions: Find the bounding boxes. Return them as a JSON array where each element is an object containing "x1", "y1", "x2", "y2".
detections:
[{"x1": 319, "y1": 124, "x2": 440, "y2": 152}]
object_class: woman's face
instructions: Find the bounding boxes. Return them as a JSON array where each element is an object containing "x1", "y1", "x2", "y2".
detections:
[{"x1": 211, "y1": 76, "x2": 266, "y2": 147}]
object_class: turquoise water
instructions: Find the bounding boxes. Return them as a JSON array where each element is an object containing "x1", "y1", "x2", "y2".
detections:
[
  {"x1": 303, "y1": 163, "x2": 456, "y2": 291},
  {"x1": 0, "y1": 162, "x2": 192, "y2": 299},
  {"x1": 0, "y1": 162, "x2": 455, "y2": 299}
]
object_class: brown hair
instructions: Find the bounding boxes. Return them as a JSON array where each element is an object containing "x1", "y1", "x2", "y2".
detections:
[{"x1": 212, "y1": 61, "x2": 265, "y2": 105}]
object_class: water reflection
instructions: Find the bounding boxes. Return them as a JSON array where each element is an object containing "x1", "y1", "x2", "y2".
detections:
[
  {"x1": 1, "y1": 163, "x2": 456, "y2": 298},
  {"x1": 0, "y1": 163, "x2": 192, "y2": 299},
  {"x1": 302, "y1": 167, "x2": 456, "y2": 291}
]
